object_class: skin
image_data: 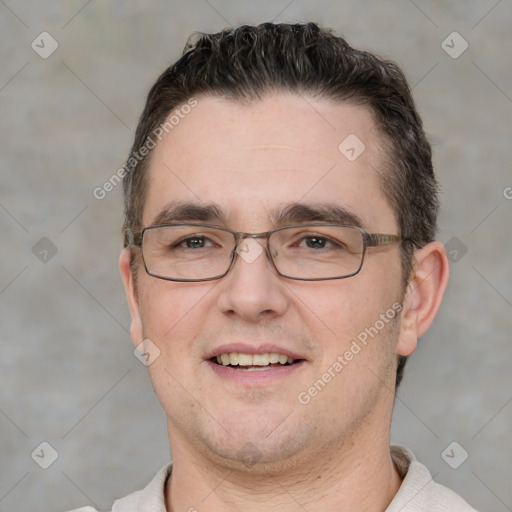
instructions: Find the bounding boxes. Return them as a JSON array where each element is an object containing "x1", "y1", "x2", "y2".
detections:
[{"x1": 120, "y1": 93, "x2": 449, "y2": 511}]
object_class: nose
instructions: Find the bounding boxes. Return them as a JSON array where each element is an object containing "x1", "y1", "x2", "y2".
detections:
[{"x1": 216, "y1": 238, "x2": 290, "y2": 322}]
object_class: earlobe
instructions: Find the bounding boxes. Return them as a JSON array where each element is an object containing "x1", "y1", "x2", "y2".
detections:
[
  {"x1": 396, "y1": 241, "x2": 450, "y2": 356},
  {"x1": 119, "y1": 248, "x2": 144, "y2": 347}
]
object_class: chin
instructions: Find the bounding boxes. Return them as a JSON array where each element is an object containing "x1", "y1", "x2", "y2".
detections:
[
  {"x1": 178, "y1": 409, "x2": 316, "y2": 471},
  {"x1": 206, "y1": 435, "x2": 315, "y2": 474}
]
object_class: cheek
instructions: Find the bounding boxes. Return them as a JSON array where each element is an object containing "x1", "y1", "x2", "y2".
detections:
[
  {"x1": 137, "y1": 279, "x2": 215, "y2": 350},
  {"x1": 292, "y1": 279, "x2": 380, "y2": 334},
  {"x1": 296, "y1": 261, "x2": 402, "y2": 355}
]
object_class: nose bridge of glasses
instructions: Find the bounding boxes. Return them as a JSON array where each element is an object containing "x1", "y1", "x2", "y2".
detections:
[
  {"x1": 234, "y1": 230, "x2": 271, "y2": 240},
  {"x1": 230, "y1": 230, "x2": 275, "y2": 270},
  {"x1": 233, "y1": 230, "x2": 272, "y2": 251}
]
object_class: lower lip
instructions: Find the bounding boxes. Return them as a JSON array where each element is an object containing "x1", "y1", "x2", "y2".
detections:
[{"x1": 206, "y1": 360, "x2": 305, "y2": 385}]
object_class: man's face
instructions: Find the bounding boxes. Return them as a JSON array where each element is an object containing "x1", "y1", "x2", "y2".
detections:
[{"x1": 122, "y1": 94, "x2": 412, "y2": 469}]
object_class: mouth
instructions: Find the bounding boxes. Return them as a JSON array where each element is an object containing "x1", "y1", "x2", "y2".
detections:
[{"x1": 211, "y1": 352, "x2": 302, "y2": 371}]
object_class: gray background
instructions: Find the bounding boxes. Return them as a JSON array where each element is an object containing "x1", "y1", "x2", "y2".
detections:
[{"x1": 1, "y1": 1, "x2": 511, "y2": 511}]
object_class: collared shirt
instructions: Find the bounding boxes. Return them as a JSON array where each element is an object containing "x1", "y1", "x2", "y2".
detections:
[{"x1": 69, "y1": 445, "x2": 478, "y2": 511}]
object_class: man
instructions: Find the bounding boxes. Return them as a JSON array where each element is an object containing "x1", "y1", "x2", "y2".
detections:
[{"x1": 72, "y1": 22, "x2": 477, "y2": 511}]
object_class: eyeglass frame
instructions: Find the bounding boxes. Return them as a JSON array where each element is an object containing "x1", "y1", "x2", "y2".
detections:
[{"x1": 125, "y1": 222, "x2": 410, "y2": 282}]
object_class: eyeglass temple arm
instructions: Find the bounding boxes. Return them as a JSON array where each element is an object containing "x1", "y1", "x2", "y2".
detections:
[
  {"x1": 124, "y1": 229, "x2": 143, "y2": 248},
  {"x1": 365, "y1": 233, "x2": 408, "y2": 247}
]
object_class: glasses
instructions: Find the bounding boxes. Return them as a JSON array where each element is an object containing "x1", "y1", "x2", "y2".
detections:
[{"x1": 125, "y1": 223, "x2": 406, "y2": 282}]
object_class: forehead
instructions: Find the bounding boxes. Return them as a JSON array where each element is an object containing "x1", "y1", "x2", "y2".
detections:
[{"x1": 142, "y1": 93, "x2": 396, "y2": 231}]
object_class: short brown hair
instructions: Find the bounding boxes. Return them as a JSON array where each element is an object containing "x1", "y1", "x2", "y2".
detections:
[{"x1": 122, "y1": 22, "x2": 439, "y2": 387}]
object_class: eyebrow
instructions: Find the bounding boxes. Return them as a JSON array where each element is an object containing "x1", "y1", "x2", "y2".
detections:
[
  {"x1": 150, "y1": 201, "x2": 224, "y2": 226},
  {"x1": 270, "y1": 203, "x2": 365, "y2": 229},
  {"x1": 149, "y1": 201, "x2": 365, "y2": 229}
]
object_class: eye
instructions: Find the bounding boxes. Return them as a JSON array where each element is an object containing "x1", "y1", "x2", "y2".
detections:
[
  {"x1": 302, "y1": 236, "x2": 326, "y2": 249},
  {"x1": 176, "y1": 236, "x2": 215, "y2": 249},
  {"x1": 297, "y1": 235, "x2": 342, "y2": 250}
]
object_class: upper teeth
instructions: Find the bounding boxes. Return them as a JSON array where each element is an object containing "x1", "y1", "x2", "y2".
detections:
[{"x1": 216, "y1": 353, "x2": 295, "y2": 366}]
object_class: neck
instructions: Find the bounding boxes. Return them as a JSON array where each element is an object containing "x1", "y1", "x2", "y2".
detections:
[{"x1": 165, "y1": 424, "x2": 402, "y2": 512}]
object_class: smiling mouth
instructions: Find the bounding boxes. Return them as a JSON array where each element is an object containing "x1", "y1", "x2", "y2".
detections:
[{"x1": 211, "y1": 352, "x2": 302, "y2": 371}]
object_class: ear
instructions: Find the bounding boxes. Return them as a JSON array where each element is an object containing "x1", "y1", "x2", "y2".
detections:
[
  {"x1": 396, "y1": 241, "x2": 449, "y2": 356},
  {"x1": 119, "y1": 248, "x2": 143, "y2": 347}
]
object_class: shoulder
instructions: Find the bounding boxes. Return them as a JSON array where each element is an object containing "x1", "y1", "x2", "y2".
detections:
[
  {"x1": 66, "y1": 508, "x2": 104, "y2": 512},
  {"x1": 65, "y1": 463, "x2": 172, "y2": 512},
  {"x1": 65, "y1": 492, "x2": 142, "y2": 512},
  {"x1": 387, "y1": 445, "x2": 479, "y2": 512}
]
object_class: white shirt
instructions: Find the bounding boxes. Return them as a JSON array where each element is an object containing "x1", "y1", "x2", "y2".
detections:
[{"x1": 69, "y1": 446, "x2": 478, "y2": 511}]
